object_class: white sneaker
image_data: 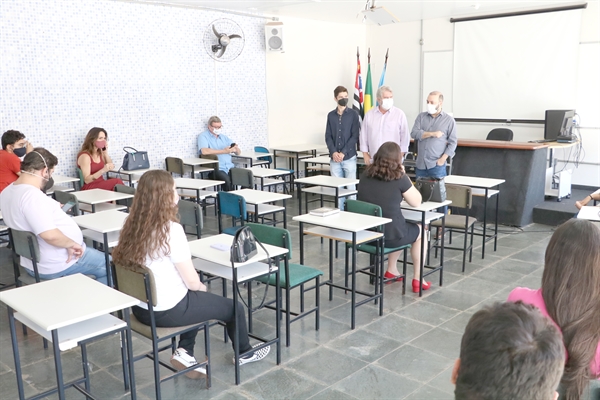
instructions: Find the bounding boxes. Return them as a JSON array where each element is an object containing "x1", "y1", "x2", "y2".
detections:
[
  {"x1": 234, "y1": 344, "x2": 271, "y2": 366},
  {"x1": 170, "y1": 348, "x2": 207, "y2": 379}
]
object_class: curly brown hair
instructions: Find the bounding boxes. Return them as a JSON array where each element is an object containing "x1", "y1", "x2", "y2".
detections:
[
  {"x1": 541, "y1": 219, "x2": 600, "y2": 399},
  {"x1": 365, "y1": 141, "x2": 405, "y2": 181},
  {"x1": 112, "y1": 170, "x2": 179, "y2": 266},
  {"x1": 79, "y1": 127, "x2": 107, "y2": 157}
]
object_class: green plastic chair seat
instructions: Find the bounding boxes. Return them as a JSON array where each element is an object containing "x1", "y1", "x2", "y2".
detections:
[
  {"x1": 256, "y1": 263, "x2": 323, "y2": 288},
  {"x1": 354, "y1": 242, "x2": 411, "y2": 255}
]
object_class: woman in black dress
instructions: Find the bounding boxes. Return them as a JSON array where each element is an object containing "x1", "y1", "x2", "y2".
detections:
[{"x1": 357, "y1": 141, "x2": 430, "y2": 293}]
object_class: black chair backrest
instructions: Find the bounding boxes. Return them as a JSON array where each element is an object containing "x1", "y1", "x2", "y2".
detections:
[
  {"x1": 230, "y1": 168, "x2": 254, "y2": 189},
  {"x1": 486, "y1": 128, "x2": 513, "y2": 141},
  {"x1": 9, "y1": 228, "x2": 42, "y2": 282},
  {"x1": 53, "y1": 190, "x2": 80, "y2": 216},
  {"x1": 165, "y1": 157, "x2": 185, "y2": 176},
  {"x1": 178, "y1": 199, "x2": 203, "y2": 239},
  {"x1": 114, "y1": 184, "x2": 136, "y2": 208}
]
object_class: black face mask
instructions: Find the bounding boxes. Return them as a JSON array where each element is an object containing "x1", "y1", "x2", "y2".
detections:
[
  {"x1": 41, "y1": 176, "x2": 54, "y2": 194},
  {"x1": 13, "y1": 147, "x2": 27, "y2": 158},
  {"x1": 337, "y1": 98, "x2": 349, "y2": 107}
]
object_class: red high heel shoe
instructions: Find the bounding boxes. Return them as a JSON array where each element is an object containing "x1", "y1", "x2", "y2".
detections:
[
  {"x1": 384, "y1": 271, "x2": 403, "y2": 283},
  {"x1": 412, "y1": 279, "x2": 431, "y2": 293}
]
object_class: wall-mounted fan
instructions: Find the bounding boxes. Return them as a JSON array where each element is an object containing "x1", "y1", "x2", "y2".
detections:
[{"x1": 203, "y1": 18, "x2": 245, "y2": 62}]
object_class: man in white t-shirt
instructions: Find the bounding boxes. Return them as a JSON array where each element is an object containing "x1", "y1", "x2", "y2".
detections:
[{"x1": 0, "y1": 148, "x2": 108, "y2": 284}]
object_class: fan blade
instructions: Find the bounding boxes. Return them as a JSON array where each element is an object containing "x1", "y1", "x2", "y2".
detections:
[
  {"x1": 212, "y1": 44, "x2": 223, "y2": 53},
  {"x1": 212, "y1": 24, "x2": 221, "y2": 38},
  {"x1": 229, "y1": 34, "x2": 242, "y2": 39},
  {"x1": 216, "y1": 47, "x2": 226, "y2": 58}
]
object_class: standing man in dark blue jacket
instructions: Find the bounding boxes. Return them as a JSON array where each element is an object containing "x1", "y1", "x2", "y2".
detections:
[{"x1": 325, "y1": 86, "x2": 360, "y2": 210}]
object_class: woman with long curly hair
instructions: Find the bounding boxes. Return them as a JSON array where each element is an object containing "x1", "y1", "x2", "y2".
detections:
[
  {"x1": 357, "y1": 141, "x2": 429, "y2": 293},
  {"x1": 112, "y1": 170, "x2": 269, "y2": 379},
  {"x1": 77, "y1": 127, "x2": 123, "y2": 191},
  {"x1": 508, "y1": 219, "x2": 600, "y2": 399}
]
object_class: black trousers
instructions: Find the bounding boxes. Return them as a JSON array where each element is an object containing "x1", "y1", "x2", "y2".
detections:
[
  {"x1": 213, "y1": 170, "x2": 232, "y2": 191},
  {"x1": 132, "y1": 290, "x2": 252, "y2": 356}
]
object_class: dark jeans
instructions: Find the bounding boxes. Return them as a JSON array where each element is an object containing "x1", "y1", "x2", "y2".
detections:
[
  {"x1": 213, "y1": 170, "x2": 232, "y2": 191},
  {"x1": 132, "y1": 290, "x2": 252, "y2": 357}
]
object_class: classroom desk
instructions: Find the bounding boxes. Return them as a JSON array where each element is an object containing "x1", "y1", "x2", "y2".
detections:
[
  {"x1": 295, "y1": 175, "x2": 359, "y2": 215},
  {"x1": 233, "y1": 151, "x2": 271, "y2": 168},
  {"x1": 181, "y1": 157, "x2": 218, "y2": 178},
  {"x1": 188, "y1": 234, "x2": 286, "y2": 385},
  {"x1": 300, "y1": 156, "x2": 332, "y2": 177},
  {"x1": 174, "y1": 178, "x2": 224, "y2": 202},
  {"x1": 72, "y1": 189, "x2": 132, "y2": 213},
  {"x1": 51, "y1": 175, "x2": 80, "y2": 191},
  {"x1": 272, "y1": 144, "x2": 328, "y2": 177},
  {"x1": 0, "y1": 274, "x2": 139, "y2": 400},
  {"x1": 444, "y1": 175, "x2": 505, "y2": 259},
  {"x1": 72, "y1": 210, "x2": 128, "y2": 288},
  {"x1": 229, "y1": 188, "x2": 291, "y2": 228},
  {"x1": 401, "y1": 200, "x2": 451, "y2": 297},
  {"x1": 293, "y1": 211, "x2": 391, "y2": 329},
  {"x1": 451, "y1": 139, "x2": 548, "y2": 226},
  {"x1": 245, "y1": 167, "x2": 293, "y2": 192},
  {"x1": 108, "y1": 168, "x2": 154, "y2": 186},
  {"x1": 577, "y1": 206, "x2": 600, "y2": 222}
]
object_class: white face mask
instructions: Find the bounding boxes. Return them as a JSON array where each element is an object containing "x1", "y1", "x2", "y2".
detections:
[
  {"x1": 212, "y1": 127, "x2": 221, "y2": 135},
  {"x1": 381, "y1": 98, "x2": 394, "y2": 111},
  {"x1": 427, "y1": 103, "x2": 439, "y2": 115}
]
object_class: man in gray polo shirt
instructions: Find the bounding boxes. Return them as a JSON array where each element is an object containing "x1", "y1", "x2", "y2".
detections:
[{"x1": 410, "y1": 91, "x2": 458, "y2": 179}]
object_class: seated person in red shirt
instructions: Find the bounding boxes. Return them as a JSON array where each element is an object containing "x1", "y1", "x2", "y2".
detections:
[
  {"x1": 0, "y1": 130, "x2": 33, "y2": 193},
  {"x1": 77, "y1": 127, "x2": 123, "y2": 191}
]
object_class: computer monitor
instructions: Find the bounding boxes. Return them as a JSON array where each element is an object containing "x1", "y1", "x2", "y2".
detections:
[{"x1": 544, "y1": 109, "x2": 575, "y2": 140}]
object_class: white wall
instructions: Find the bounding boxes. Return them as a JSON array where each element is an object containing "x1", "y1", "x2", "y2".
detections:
[
  {"x1": 265, "y1": 17, "x2": 366, "y2": 148},
  {"x1": 0, "y1": 0, "x2": 268, "y2": 177}
]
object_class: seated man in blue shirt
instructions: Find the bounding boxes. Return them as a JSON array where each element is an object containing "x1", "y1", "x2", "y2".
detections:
[{"x1": 197, "y1": 116, "x2": 241, "y2": 191}]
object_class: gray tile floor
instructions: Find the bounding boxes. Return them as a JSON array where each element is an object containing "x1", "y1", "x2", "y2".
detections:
[{"x1": 0, "y1": 195, "x2": 557, "y2": 399}]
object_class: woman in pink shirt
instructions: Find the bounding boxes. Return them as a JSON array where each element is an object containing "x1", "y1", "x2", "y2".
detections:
[{"x1": 508, "y1": 219, "x2": 600, "y2": 400}]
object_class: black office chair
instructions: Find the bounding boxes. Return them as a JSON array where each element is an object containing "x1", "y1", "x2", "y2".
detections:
[{"x1": 486, "y1": 128, "x2": 513, "y2": 141}]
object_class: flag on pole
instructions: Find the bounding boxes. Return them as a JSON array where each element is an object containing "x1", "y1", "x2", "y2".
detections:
[
  {"x1": 363, "y1": 49, "x2": 374, "y2": 114},
  {"x1": 352, "y1": 48, "x2": 364, "y2": 120},
  {"x1": 379, "y1": 48, "x2": 389, "y2": 88}
]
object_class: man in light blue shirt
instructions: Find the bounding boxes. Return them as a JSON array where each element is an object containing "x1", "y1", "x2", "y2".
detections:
[{"x1": 197, "y1": 116, "x2": 241, "y2": 191}]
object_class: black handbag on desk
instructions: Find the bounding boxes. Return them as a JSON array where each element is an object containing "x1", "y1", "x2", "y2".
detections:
[
  {"x1": 120, "y1": 146, "x2": 150, "y2": 171},
  {"x1": 230, "y1": 226, "x2": 273, "y2": 311},
  {"x1": 415, "y1": 177, "x2": 447, "y2": 203}
]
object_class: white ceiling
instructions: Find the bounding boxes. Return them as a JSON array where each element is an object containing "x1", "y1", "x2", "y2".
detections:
[{"x1": 134, "y1": 0, "x2": 589, "y2": 24}]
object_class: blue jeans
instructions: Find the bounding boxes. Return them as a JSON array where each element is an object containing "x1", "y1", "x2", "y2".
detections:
[
  {"x1": 25, "y1": 247, "x2": 109, "y2": 285},
  {"x1": 415, "y1": 164, "x2": 447, "y2": 179},
  {"x1": 416, "y1": 164, "x2": 448, "y2": 214},
  {"x1": 330, "y1": 156, "x2": 357, "y2": 210}
]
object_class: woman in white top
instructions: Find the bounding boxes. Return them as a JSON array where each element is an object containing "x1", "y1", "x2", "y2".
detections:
[{"x1": 112, "y1": 170, "x2": 269, "y2": 379}]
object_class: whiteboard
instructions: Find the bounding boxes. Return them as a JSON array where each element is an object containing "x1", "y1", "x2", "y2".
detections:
[
  {"x1": 576, "y1": 43, "x2": 600, "y2": 128},
  {"x1": 422, "y1": 51, "x2": 453, "y2": 114},
  {"x1": 453, "y1": 10, "x2": 581, "y2": 120}
]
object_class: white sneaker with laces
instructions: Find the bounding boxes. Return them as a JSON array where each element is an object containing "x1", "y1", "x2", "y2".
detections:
[
  {"x1": 170, "y1": 348, "x2": 207, "y2": 379},
  {"x1": 234, "y1": 344, "x2": 271, "y2": 366}
]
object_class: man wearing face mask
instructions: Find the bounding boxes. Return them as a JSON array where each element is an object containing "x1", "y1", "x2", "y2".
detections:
[
  {"x1": 325, "y1": 86, "x2": 360, "y2": 209},
  {"x1": 198, "y1": 115, "x2": 241, "y2": 191},
  {"x1": 0, "y1": 148, "x2": 108, "y2": 285},
  {"x1": 410, "y1": 91, "x2": 457, "y2": 180},
  {"x1": 0, "y1": 130, "x2": 34, "y2": 193},
  {"x1": 360, "y1": 86, "x2": 410, "y2": 165}
]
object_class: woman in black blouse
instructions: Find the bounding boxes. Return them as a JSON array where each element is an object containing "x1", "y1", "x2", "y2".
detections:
[{"x1": 357, "y1": 141, "x2": 430, "y2": 293}]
